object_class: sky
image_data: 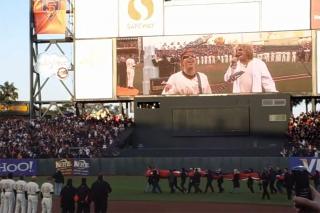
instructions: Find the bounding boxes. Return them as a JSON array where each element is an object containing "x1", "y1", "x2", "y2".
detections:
[
  {"x1": 0, "y1": 1, "x2": 30, "y2": 101},
  {"x1": 0, "y1": 0, "x2": 314, "y2": 116}
]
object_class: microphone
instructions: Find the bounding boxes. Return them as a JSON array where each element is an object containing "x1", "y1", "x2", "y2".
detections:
[
  {"x1": 228, "y1": 57, "x2": 245, "y2": 82},
  {"x1": 230, "y1": 56, "x2": 238, "y2": 70}
]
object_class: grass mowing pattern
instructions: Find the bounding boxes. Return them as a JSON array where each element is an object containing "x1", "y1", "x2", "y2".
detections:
[{"x1": 31, "y1": 176, "x2": 292, "y2": 206}]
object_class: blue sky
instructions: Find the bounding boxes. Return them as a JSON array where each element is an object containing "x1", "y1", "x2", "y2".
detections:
[{"x1": 0, "y1": 1, "x2": 30, "y2": 101}]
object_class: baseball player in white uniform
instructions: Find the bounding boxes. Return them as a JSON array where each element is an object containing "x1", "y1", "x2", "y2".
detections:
[
  {"x1": 126, "y1": 54, "x2": 136, "y2": 89},
  {"x1": 162, "y1": 48, "x2": 212, "y2": 95},
  {"x1": 0, "y1": 175, "x2": 6, "y2": 213},
  {"x1": 40, "y1": 177, "x2": 54, "y2": 213},
  {"x1": 3, "y1": 173, "x2": 16, "y2": 213},
  {"x1": 14, "y1": 176, "x2": 27, "y2": 213},
  {"x1": 26, "y1": 176, "x2": 39, "y2": 213}
]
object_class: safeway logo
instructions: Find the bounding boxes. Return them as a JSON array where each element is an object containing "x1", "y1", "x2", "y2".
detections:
[{"x1": 128, "y1": 0, "x2": 154, "y2": 21}]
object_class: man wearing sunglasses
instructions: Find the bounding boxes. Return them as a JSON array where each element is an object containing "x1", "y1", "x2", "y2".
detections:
[
  {"x1": 162, "y1": 48, "x2": 212, "y2": 95},
  {"x1": 224, "y1": 44, "x2": 277, "y2": 93}
]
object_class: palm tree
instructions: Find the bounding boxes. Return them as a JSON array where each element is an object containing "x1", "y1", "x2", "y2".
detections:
[{"x1": 0, "y1": 81, "x2": 19, "y2": 102}]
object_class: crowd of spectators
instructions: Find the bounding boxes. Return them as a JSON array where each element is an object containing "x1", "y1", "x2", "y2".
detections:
[
  {"x1": 282, "y1": 111, "x2": 320, "y2": 157},
  {"x1": 0, "y1": 114, "x2": 134, "y2": 159}
]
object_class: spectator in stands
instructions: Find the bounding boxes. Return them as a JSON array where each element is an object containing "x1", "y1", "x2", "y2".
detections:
[
  {"x1": 162, "y1": 48, "x2": 212, "y2": 95},
  {"x1": 0, "y1": 115, "x2": 133, "y2": 159},
  {"x1": 224, "y1": 44, "x2": 278, "y2": 93}
]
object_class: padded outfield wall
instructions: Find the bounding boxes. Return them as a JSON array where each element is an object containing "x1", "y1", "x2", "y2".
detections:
[{"x1": 35, "y1": 157, "x2": 288, "y2": 176}]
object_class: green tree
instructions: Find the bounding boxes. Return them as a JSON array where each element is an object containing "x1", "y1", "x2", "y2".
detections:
[{"x1": 0, "y1": 81, "x2": 19, "y2": 102}]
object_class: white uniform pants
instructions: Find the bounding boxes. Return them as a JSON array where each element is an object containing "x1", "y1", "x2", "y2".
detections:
[
  {"x1": 0, "y1": 192, "x2": 5, "y2": 213},
  {"x1": 41, "y1": 198, "x2": 52, "y2": 213},
  {"x1": 127, "y1": 68, "x2": 135, "y2": 87},
  {"x1": 3, "y1": 192, "x2": 15, "y2": 213},
  {"x1": 15, "y1": 193, "x2": 26, "y2": 213},
  {"x1": 27, "y1": 195, "x2": 38, "y2": 213}
]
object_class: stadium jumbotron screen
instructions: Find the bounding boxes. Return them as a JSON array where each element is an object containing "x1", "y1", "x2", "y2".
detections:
[{"x1": 116, "y1": 30, "x2": 312, "y2": 97}]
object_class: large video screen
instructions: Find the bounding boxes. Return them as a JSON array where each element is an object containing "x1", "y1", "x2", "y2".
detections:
[{"x1": 116, "y1": 30, "x2": 312, "y2": 96}]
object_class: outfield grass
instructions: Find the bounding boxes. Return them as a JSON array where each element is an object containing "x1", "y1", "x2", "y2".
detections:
[{"x1": 31, "y1": 176, "x2": 292, "y2": 206}]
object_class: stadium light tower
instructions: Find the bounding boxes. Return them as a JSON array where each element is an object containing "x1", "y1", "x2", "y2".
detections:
[{"x1": 29, "y1": 0, "x2": 75, "y2": 118}]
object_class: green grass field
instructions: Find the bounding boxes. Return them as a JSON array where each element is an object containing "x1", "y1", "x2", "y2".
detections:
[{"x1": 31, "y1": 176, "x2": 292, "y2": 206}]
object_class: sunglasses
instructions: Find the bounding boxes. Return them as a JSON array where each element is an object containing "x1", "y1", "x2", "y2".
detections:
[{"x1": 182, "y1": 55, "x2": 196, "y2": 60}]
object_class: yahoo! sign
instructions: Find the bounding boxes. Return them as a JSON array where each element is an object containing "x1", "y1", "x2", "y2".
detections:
[{"x1": 0, "y1": 159, "x2": 37, "y2": 176}]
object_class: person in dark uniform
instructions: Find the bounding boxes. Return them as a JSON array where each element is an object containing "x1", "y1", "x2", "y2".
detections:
[
  {"x1": 269, "y1": 166, "x2": 277, "y2": 194},
  {"x1": 52, "y1": 169, "x2": 64, "y2": 196},
  {"x1": 275, "y1": 167, "x2": 284, "y2": 194},
  {"x1": 187, "y1": 169, "x2": 195, "y2": 193},
  {"x1": 247, "y1": 176, "x2": 254, "y2": 193},
  {"x1": 152, "y1": 54, "x2": 175, "y2": 77},
  {"x1": 117, "y1": 56, "x2": 127, "y2": 87},
  {"x1": 91, "y1": 174, "x2": 112, "y2": 213},
  {"x1": 60, "y1": 178, "x2": 77, "y2": 213},
  {"x1": 204, "y1": 169, "x2": 214, "y2": 193},
  {"x1": 180, "y1": 168, "x2": 188, "y2": 193},
  {"x1": 193, "y1": 169, "x2": 202, "y2": 193},
  {"x1": 77, "y1": 178, "x2": 91, "y2": 213},
  {"x1": 283, "y1": 168, "x2": 294, "y2": 200},
  {"x1": 216, "y1": 169, "x2": 224, "y2": 193},
  {"x1": 261, "y1": 168, "x2": 270, "y2": 200},
  {"x1": 168, "y1": 170, "x2": 184, "y2": 194},
  {"x1": 231, "y1": 169, "x2": 240, "y2": 193},
  {"x1": 151, "y1": 170, "x2": 162, "y2": 193}
]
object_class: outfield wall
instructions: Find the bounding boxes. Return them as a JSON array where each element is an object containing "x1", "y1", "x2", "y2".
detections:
[{"x1": 35, "y1": 157, "x2": 289, "y2": 176}]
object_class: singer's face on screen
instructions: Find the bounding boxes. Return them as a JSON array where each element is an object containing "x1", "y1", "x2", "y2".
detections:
[
  {"x1": 235, "y1": 44, "x2": 253, "y2": 61},
  {"x1": 181, "y1": 52, "x2": 196, "y2": 75}
]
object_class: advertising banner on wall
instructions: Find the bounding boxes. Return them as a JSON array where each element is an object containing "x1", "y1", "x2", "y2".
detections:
[
  {"x1": 55, "y1": 159, "x2": 90, "y2": 176},
  {"x1": 33, "y1": 0, "x2": 67, "y2": 34},
  {"x1": 119, "y1": 0, "x2": 163, "y2": 37},
  {"x1": 55, "y1": 159, "x2": 73, "y2": 176},
  {"x1": 0, "y1": 159, "x2": 37, "y2": 176},
  {"x1": 289, "y1": 157, "x2": 320, "y2": 174},
  {"x1": 73, "y1": 159, "x2": 90, "y2": 176},
  {"x1": 312, "y1": 0, "x2": 320, "y2": 29}
]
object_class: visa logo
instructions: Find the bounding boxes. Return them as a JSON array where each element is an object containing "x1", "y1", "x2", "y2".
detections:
[{"x1": 300, "y1": 158, "x2": 320, "y2": 173}]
